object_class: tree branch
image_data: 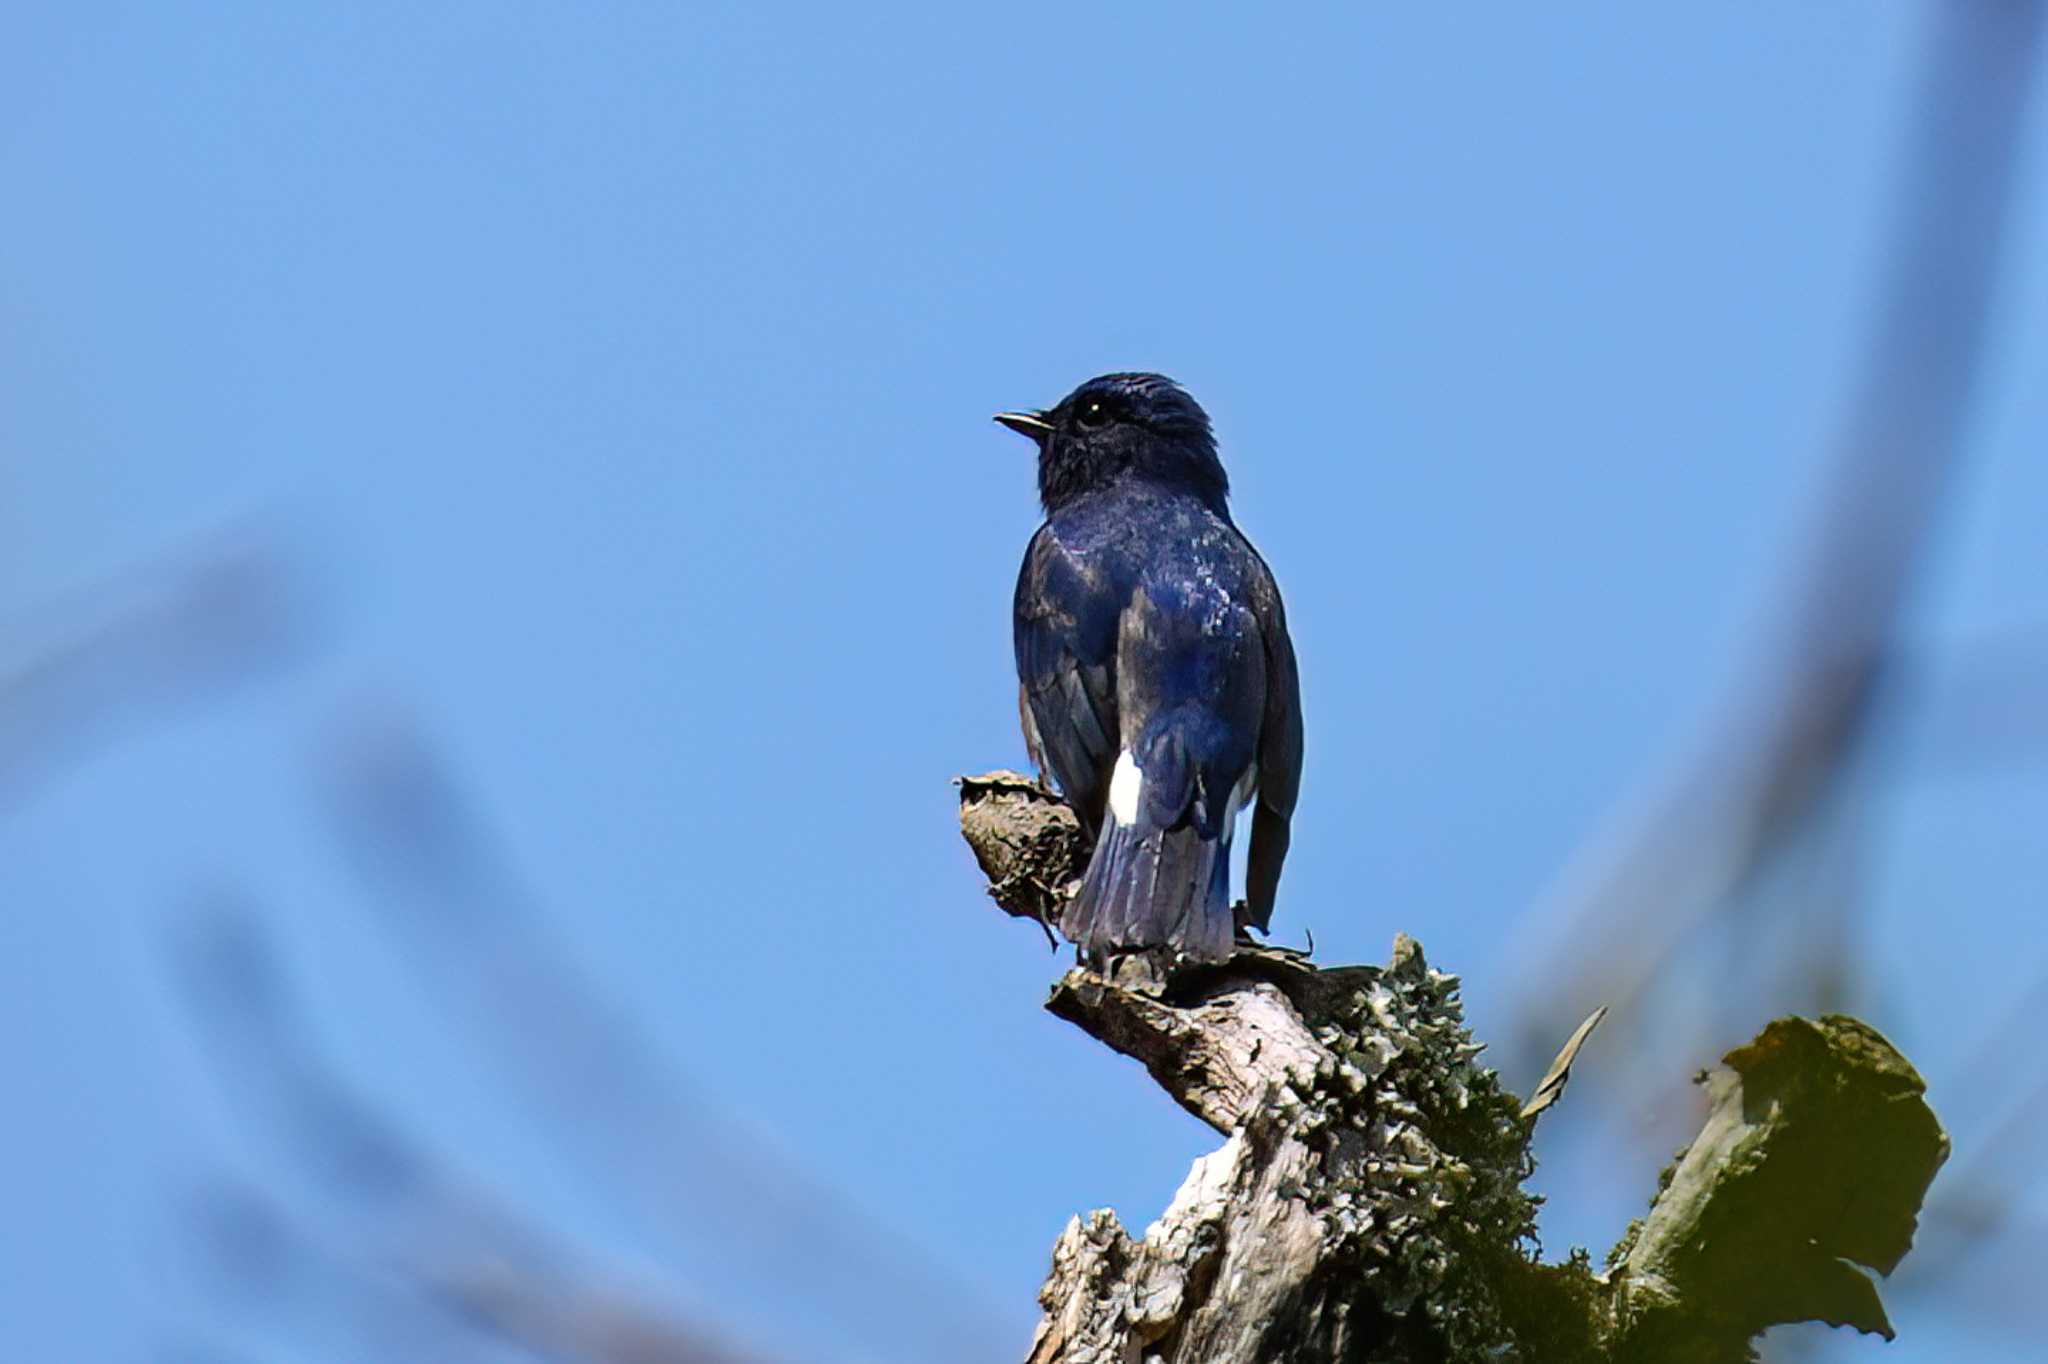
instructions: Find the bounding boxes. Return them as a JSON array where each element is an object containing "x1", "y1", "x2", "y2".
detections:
[{"x1": 960, "y1": 774, "x2": 1948, "y2": 1363}]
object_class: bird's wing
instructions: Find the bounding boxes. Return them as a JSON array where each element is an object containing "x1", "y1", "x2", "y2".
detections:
[
  {"x1": 1013, "y1": 527, "x2": 1121, "y2": 837},
  {"x1": 1243, "y1": 548, "x2": 1302, "y2": 932}
]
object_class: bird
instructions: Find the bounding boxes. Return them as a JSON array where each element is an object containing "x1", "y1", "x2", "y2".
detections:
[{"x1": 996, "y1": 373, "x2": 1302, "y2": 962}]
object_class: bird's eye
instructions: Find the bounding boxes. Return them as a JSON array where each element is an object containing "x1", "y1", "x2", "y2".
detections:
[{"x1": 1076, "y1": 400, "x2": 1111, "y2": 429}]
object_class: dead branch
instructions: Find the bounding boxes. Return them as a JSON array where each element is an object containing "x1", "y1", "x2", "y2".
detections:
[{"x1": 961, "y1": 775, "x2": 1947, "y2": 1363}]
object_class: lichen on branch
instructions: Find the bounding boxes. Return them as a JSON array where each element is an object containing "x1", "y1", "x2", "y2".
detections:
[{"x1": 957, "y1": 772, "x2": 1948, "y2": 1363}]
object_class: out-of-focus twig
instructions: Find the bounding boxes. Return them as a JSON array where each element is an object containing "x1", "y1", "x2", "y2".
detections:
[
  {"x1": 311, "y1": 701, "x2": 1008, "y2": 1364},
  {"x1": 177, "y1": 1173, "x2": 512, "y2": 1364},
  {"x1": 1506, "y1": 0, "x2": 2044, "y2": 1075},
  {"x1": 170, "y1": 896, "x2": 773, "y2": 1364},
  {"x1": 0, "y1": 533, "x2": 308, "y2": 809}
]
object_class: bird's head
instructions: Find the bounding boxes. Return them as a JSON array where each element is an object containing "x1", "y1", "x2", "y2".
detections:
[{"x1": 996, "y1": 373, "x2": 1228, "y2": 515}]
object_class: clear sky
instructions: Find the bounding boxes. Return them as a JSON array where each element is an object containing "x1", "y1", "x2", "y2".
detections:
[{"x1": 4, "y1": 4, "x2": 2046, "y2": 1361}]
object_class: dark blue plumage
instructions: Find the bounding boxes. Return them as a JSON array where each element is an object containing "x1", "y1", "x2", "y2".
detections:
[{"x1": 997, "y1": 374, "x2": 1303, "y2": 961}]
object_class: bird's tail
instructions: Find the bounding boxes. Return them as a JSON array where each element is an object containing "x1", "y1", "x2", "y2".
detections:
[{"x1": 1062, "y1": 817, "x2": 1234, "y2": 962}]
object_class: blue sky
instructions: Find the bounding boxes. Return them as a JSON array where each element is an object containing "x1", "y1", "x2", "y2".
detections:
[{"x1": 5, "y1": 4, "x2": 2046, "y2": 1360}]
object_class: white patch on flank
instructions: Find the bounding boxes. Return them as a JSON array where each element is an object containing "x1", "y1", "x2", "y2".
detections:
[
  {"x1": 1220, "y1": 762, "x2": 1258, "y2": 844},
  {"x1": 1108, "y1": 749, "x2": 1143, "y2": 826}
]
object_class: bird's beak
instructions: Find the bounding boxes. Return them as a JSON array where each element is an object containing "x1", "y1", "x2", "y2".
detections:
[{"x1": 993, "y1": 410, "x2": 1055, "y2": 444}]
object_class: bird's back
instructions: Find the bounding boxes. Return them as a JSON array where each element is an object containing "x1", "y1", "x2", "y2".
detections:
[
  {"x1": 1016, "y1": 484, "x2": 1286, "y2": 957},
  {"x1": 1016, "y1": 484, "x2": 1269, "y2": 795}
]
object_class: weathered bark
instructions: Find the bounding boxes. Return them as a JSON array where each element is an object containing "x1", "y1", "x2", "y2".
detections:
[
  {"x1": 960, "y1": 773, "x2": 1949, "y2": 1364},
  {"x1": 956, "y1": 771, "x2": 1091, "y2": 943},
  {"x1": 1606, "y1": 1015, "x2": 1950, "y2": 1362}
]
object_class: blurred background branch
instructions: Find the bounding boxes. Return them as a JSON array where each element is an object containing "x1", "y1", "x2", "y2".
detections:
[
  {"x1": 170, "y1": 896, "x2": 769, "y2": 1363},
  {"x1": 306, "y1": 701, "x2": 1006, "y2": 1362},
  {"x1": 0, "y1": 533, "x2": 306, "y2": 810},
  {"x1": 1511, "y1": 0, "x2": 2042, "y2": 1052},
  {"x1": 1505, "y1": 4, "x2": 2045, "y2": 1353}
]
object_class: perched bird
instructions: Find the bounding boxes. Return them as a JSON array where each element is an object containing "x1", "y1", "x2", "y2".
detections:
[{"x1": 997, "y1": 373, "x2": 1302, "y2": 961}]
